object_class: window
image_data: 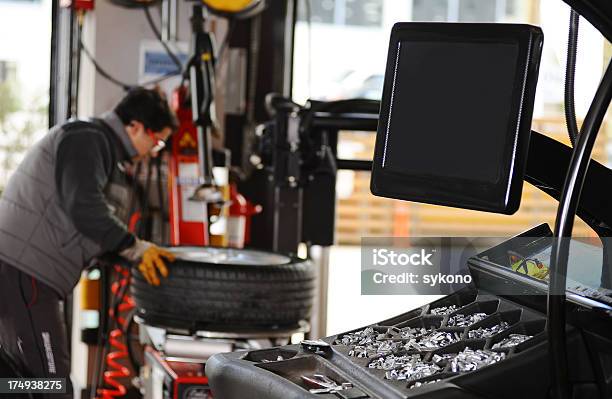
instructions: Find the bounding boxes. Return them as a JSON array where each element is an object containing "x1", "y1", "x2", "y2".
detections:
[
  {"x1": 299, "y1": 0, "x2": 383, "y2": 27},
  {"x1": 0, "y1": 61, "x2": 16, "y2": 83},
  {"x1": 294, "y1": 0, "x2": 524, "y2": 105},
  {"x1": 345, "y1": 0, "x2": 383, "y2": 27},
  {"x1": 458, "y1": 0, "x2": 496, "y2": 22},
  {"x1": 413, "y1": 0, "x2": 515, "y2": 23},
  {"x1": 0, "y1": 0, "x2": 50, "y2": 188},
  {"x1": 412, "y1": 0, "x2": 448, "y2": 22},
  {"x1": 303, "y1": 0, "x2": 335, "y2": 24}
]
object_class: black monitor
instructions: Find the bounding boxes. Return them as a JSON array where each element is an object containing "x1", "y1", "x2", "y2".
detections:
[{"x1": 371, "y1": 23, "x2": 543, "y2": 214}]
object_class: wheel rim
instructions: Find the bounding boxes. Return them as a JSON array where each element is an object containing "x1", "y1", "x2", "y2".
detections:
[{"x1": 167, "y1": 247, "x2": 291, "y2": 266}]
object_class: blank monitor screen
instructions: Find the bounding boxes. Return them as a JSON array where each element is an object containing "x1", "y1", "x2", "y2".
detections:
[
  {"x1": 371, "y1": 23, "x2": 543, "y2": 214},
  {"x1": 384, "y1": 41, "x2": 518, "y2": 183}
]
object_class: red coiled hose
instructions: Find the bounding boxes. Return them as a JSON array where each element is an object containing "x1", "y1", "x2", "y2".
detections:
[{"x1": 97, "y1": 265, "x2": 135, "y2": 399}]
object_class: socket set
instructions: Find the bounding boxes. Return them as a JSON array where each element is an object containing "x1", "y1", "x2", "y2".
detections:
[
  {"x1": 207, "y1": 283, "x2": 612, "y2": 399},
  {"x1": 208, "y1": 288, "x2": 547, "y2": 398},
  {"x1": 330, "y1": 290, "x2": 546, "y2": 392}
]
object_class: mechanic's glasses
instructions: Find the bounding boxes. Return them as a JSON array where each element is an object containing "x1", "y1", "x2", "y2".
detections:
[{"x1": 146, "y1": 128, "x2": 167, "y2": 153}]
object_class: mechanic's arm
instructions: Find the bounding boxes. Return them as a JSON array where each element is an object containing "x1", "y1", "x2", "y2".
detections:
[{"x1": 55, "y1": 130, "x2": 174, "y2": 285}]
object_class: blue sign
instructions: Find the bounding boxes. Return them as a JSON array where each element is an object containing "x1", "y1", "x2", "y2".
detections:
[{"x1": 143, "y1": 51, "x2": 188, "y2": 75}]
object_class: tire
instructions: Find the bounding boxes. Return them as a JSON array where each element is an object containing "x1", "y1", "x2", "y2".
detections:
[{"x1": 130, "y1": 246, "x2": 315, "y2": 330}]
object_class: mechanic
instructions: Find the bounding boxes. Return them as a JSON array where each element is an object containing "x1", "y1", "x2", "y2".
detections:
[{"x1": 0, "y1": 87, "x2": 177, "y2": 397}]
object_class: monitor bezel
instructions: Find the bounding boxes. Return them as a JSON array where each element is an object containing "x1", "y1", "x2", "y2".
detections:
[{"x1": 371, "y1": 22, "x2": 543, "y2": 214}]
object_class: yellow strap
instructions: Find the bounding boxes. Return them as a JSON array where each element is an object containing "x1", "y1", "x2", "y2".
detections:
[{"x1": 202, "y1": 0, "x2": 255, "y2": 13}]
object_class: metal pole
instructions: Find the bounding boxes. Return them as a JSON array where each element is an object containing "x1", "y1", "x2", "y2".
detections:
[
  {"x1": 49, "y1": 0, "x2": 59, "y2": 128},
  {"x1": 548, "y1": 58, "x2": 612, "y2": 399},
  {"x1": 189, "y1": 5, "x2": 215, "y2": 185},
  {"x1": 161, "y1": 0, "x2": 178, "y2": 42},
  {"x1": 309, "y1": 245, "x2": 330, "y2": 339},
  {"x1": 50, "y1": 4, "x2": 75, "y2": 125}
]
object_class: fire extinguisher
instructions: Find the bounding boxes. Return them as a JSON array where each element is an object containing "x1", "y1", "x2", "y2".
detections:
[
  {"x1": 168, "y1": 85, "x2": 210, "y2": 246},
  {"x1": 227, "y1": 183, "x2": 262, "y2": 248}
]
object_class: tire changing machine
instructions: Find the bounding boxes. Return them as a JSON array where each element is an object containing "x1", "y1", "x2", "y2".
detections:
[{"x1": 206, "y1": 18, "x2": 612, "y2": 399}]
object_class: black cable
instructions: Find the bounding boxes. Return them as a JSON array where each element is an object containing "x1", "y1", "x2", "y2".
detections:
[
  {"x1": 143, "y1": 5, "x2": 183, "y2": 72},
  {"x1": 124, "y1": 307, "x2": 142, "y2": 372},
  {"x1": 565, "y1": 10, "x2": 580, "y2": 146},
  {"x1": 79, "y1": 37, "x2": 180, "y2": 92},
  {"x1": 154, "y1": 156, "x2": 167, "y2": 243},
  {"x1": 180, "y1": 55, "x2": 195, "y2": 87},
  {"x1": 108, "y1": 0, "x2": 159, "y2": 9},
  {"x1": 142, "y1": 69, "x2": 182, "y2": 86},
  {"x1": 79, "y1": 38, "x2": 132, "y2": 91}
]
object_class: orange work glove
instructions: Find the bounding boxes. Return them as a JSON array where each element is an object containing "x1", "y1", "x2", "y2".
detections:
[{"x1": 120, "y1": 239, "x2": 175, "y2": 286}]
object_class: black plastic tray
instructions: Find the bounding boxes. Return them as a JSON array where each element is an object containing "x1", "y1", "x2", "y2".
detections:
[{"x1": 206, "y1": 287, "x2": 566, "y2": 399}]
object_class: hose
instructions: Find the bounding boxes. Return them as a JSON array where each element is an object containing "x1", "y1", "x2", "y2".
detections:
[
  {"x1": 548, "y1": 11, "x2": 578, "y2": 396},
  {"x1": 97, "y1": 265, "x2": 135, "y2": 399},
  {"x1": 89, "y1": 265, "x2": 113, "y2": 399},
  {"x1": 565, "y1": 10, "x2": 580, "y2": 146},
  {"x1": 548, "y1": 57, "x2": 612, "y2": 399},
  {"x1": 96, "y1": 164, "x2": 142, "y2": 398}
]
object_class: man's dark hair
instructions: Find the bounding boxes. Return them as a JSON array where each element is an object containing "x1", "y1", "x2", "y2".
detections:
[{"x1": 114, "y1": 87, "x2": 179, "y2": 132}]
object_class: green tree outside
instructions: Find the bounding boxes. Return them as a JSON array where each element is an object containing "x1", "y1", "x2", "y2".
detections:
[{"x1": 0, "y1": 78, "x2": 48, "y2": 191}]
